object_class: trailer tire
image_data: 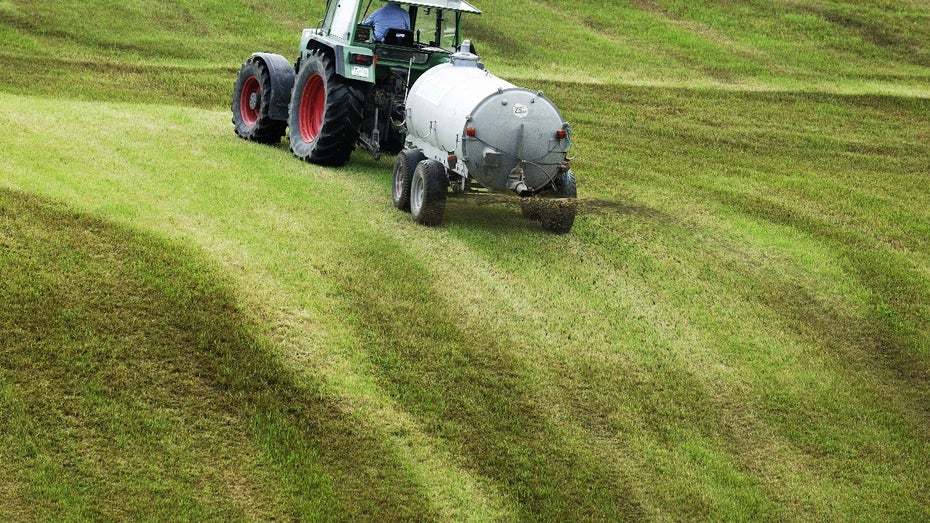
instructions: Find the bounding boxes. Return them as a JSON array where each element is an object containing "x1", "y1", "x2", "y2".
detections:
[
  {"x1": 539, "y1": 170, "x2": 577, "y2": 234},
  {"x1": 232, "y1": 57, "x2": 289, "y2": 143},
  {"x1": 289, "y1": 50, "x2": 365, "y2": 166},
  {"x1": 393, "y1": 149, "x2": 425, "y2": 212},
  {"x1": 410, "y1": 160, "x2": 448, "y2": 226}
]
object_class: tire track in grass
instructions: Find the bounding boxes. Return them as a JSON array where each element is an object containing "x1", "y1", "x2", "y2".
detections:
[
  {"x1": 4, "y1": 88, "x2": 928, "y2": 518},
  {"x1": 322, "y1": 154, "x2": 915, "y2": 519},
  {"x1": 325, "y1": 228, "x2": 648, "y2": 521},
  {"x1": 0, "y1": 188, "x2": 439, "y2": 521},
  {"x1": 0, "y1": 94, "x2": 513, "y2": 521}
]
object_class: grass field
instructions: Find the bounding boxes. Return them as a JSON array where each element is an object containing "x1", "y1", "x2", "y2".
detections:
[{"x1": 2, "y1": 0, "x2": 929, "y2": 520}]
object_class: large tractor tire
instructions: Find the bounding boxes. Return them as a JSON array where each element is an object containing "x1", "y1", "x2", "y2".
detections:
[
  {"x1": 289, "y1": 50, "x2": 365, "y2": 166},
  {"x1": 539, "y1": 170, "x2": 577, "y2": 234},
  {"x1": 392, "y1": 148, "x2": 426, "y2": 212},
  {"x1": 232, "y1": 54, "x2": 293, "y2": 144},
  {"x1": 410, "y1": 160, "x2": 448, "y2": 226}
]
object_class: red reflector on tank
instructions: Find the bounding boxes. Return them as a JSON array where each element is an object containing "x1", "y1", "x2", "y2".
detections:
[
  {"x1": 556, "y1": 129, "x2": 567, "y2": 140},
  {"x1": 465, "y1": 126, "x2": 477, "y2": 137}
]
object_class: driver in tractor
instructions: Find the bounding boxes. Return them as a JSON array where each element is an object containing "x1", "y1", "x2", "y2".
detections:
[{"x1": 362, "y1": 1, "x2": 411, "y2": 42}]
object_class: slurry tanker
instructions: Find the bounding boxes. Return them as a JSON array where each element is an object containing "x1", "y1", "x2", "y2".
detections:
[{"x1": 393, "y1": 47, "x2": 577, "y2": 233}]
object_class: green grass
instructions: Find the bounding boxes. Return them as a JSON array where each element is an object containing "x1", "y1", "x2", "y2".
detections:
[
  {"x1": 0, "y1": 188, "x2": 442, "y2": 520},
  {"x1": 472, "y1": 0, "x2": 930, "y2": 95},
  {"x1": 1, "y1": 0, "x2": 929, "y2": 520}
]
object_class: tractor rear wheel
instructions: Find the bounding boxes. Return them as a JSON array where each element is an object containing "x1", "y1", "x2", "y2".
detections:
[
  {"x1": 232, "y1": 57, "x2": 288, "y2": 143},
  {"x1": 539, "y1": 170, "x2": 577, "y2": 234},
  {"x1": 289, "y1": 50, "x2": 365, "y2": 166},
  {"x1": 393, "y1": 149, "x2": 426, "y2": 212},
  {"x1": 410, "y1": 160, "x2": 448, "y2": 226}
]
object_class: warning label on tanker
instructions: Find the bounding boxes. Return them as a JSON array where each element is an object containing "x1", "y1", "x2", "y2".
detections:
[{"x1": 513, "y1": 103, "x2": 529, "y2": 119}]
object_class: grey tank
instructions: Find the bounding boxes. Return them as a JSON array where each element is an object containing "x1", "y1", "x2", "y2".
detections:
[{"x1": 404, "y1": 52, "x2": 571, "y2": 194}]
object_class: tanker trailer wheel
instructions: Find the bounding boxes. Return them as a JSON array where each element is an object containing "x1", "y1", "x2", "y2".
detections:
[
  {"x1": 410, "y1": 160, "x2": 448, "y2": 226},
  {"x1": 539, "y1": 170, "x2": 578, "y2": 234},
  {"x1": 393, "y1": 149, "x2": 426, "y2": 212},
  {"x1": 289, "y1": 50, "x2": 365, "y2": 166},
  {"x1": 232, "y1": 57, "x2": 288, "y2": 143}
]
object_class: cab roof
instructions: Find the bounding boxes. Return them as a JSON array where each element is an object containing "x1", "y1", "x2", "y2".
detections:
[{"x1": 384, "y1": 0, "x2": 481, "y2": 15}]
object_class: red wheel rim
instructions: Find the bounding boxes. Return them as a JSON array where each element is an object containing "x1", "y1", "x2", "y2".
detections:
[
  {"x1": 299, "y1": 72, "x2": 325, "y2": 143},
  {"x1": 240, "y1": 75, "x2": 261, "y2": 126}
]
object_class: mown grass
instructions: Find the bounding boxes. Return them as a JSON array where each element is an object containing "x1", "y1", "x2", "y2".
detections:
[
  {"x1": 1, "y1": 0, "x2": 929, "y2": 520},
  {"x1": 3, "y1": 0, "x2": 929, "y2": 107},
  {"x1": 472, "y1": 0, "x2": 930, "y2": 95},
  {"x1": 3, "y1": 83, "x2": 928, "y2": 519},
  {"x1": 0, "y1": 188, "x2": 443, "y2": 521},
  {"x1": 0, "y1": 0, "x2": 311, "y2": 105}
]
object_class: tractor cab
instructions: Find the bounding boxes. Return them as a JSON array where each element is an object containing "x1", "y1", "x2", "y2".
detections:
[
  {"x1": 354, "y1": 0, "x2": 480, "y2": 50},
  {"x1": 303, "y1": 0, "x2": 481, "y2": 85}
]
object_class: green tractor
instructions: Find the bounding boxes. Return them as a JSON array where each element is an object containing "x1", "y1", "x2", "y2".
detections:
[{"x1": 232, "y1": 0, "x2": 481, "y2": 166}]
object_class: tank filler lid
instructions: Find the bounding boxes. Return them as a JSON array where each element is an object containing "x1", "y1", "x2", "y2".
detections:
[
  {"x1": 383, "y1": 0, "x2": 481, "y2": 14},
  {"x1": 451, "y1": 51, "x2": 480, "y2": 67}
]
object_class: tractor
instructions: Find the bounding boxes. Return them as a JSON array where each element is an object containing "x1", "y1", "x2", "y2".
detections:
[{"x1": 232, "y1": 0, "x2": 482, "y2": 166}]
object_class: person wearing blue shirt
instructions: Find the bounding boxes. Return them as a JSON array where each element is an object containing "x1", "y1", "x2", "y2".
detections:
[{"x1": 362, "y1": 2, "x2": 411, "y2": 42}]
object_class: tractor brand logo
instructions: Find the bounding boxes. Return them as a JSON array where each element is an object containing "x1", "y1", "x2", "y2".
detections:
[{"x1": 513, "y1": 103, "x2": 529, "y2": 119}]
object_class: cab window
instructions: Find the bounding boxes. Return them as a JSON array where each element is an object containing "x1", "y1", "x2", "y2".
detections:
[
  {"x1": 437, "y1": 10, "x2": 460, "y2": 49},
  {"x1": 413, "y1": 8, "x2": 459, "y2": 50},
  {"x1": 329, "y1": 1, "x2": 357, "y2": 40}
]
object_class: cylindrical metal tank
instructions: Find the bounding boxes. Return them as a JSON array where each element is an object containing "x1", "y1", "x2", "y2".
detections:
[{"x1": 405, "y1": 53, "x2": 571, "y2": 194}]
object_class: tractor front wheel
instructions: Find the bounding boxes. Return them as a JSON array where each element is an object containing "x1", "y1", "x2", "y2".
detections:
[
  {"x1": 232, "y1": 57, "x2": 288, "y2": 143},
  {"x1": 289, "y1": 50, "x2": 365, "y2": 166}
]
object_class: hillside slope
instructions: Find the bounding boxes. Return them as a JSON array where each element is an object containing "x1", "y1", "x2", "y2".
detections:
[
  {"x1": 1, "y1": 0, "x2": 929, "y2": 520},
  {"x1": 1, "y1": 0, "x2": 929, "y2": 105}
]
